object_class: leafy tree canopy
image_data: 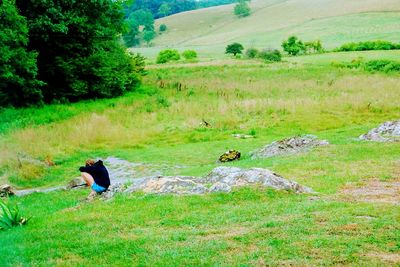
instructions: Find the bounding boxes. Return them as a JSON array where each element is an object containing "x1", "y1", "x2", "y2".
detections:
[
  {"x1": 234, "y1": 0, "x2": 250, "y2": 18},
  {"x1": 225, "y1": 42, "x2": 244, "y2": 56},
  {"x1": 5, "y1": 0, "x2": 145, "y2": 105},
  {"x1": 0, "y1": 0, "x2": 43, "y2": 107},
  {"x1": 281, "y1": 36, "x2": 306, "y2": 56}
]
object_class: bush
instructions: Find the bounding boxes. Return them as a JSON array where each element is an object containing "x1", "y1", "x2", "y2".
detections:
[
  {"x1": 364, "y1": 60, "x2": 400, "y2": 72},
  {"x1": 225, "y1": 42, "x2": 244, "y2": 56},
  {"x1": 336, "y1": 40, "x2": 400, "y2": 52},
  {"x1": 156, "y1": 49, "x2": 180, "y2": 64},
  {"x1": 258, "y1": 49, "x2": 282, "y2": 62},
  {"x1": 182, "y1": 50, "x2": 198, "y2": 60},
  {"x1": 304, "y1": 40, "x2": 323, "y2": 54},
  {"x1": 282, "y1": 36, "x2": 306, "y2": 56},
  {"x1": 234, "y1": 0, "x2": 250, "y2": 18},
  {"x1": 245, "y1": 48, "x2": 259, "y2": 58},
  {"x1": 159, "y1": 24, "x2": 167, "y2": 32},
  {"x1": 333, "y1": 58, "x2": 400, "y2": 73},
  {"x1": 0, "y1": 200, "x2": 29, "y2": 230}
]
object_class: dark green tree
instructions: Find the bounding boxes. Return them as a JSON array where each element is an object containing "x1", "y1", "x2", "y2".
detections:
[
  {"x1": 123, "y1": 9, "x2": 155, "y2": 47},
  {"x1": 225, "y1": 42, "x2": 244, "y2": 56},
  {"x1": 234, "y1": 0, "x2": 250, "y2": 18},
  {"x1": 0, "y1": 0, "x2": 43, "y2": 107},
  {"x1": 133, "y1": 9, "x2": 155, "y2": 32},
  {"x1": 123, "y1": 17, "x2": 140, "y2": 47},
  {"x1": 158, "y1": 3, "x2": 171, "y2": 17},
  {"x1": 282, "y1": 36, "x2": 306, "y2": 56},
  {"x1": 143, "y1": 30, "x2": 156, "y2": 46},
  {"x1": 16, "y1": 0, "x2": 143, "y2": 103}
]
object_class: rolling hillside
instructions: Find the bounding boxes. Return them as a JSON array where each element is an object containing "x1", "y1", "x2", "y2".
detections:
[{"x1": 134, "y1": 0, "x2": 400, "y2": 59}]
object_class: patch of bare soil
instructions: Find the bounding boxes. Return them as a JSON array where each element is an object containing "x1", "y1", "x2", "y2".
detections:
[
  {"x1": 340, "y1": 179, "x2": 400, "y2": 205},
  {"x1": 197, "y1": 226, "x2": 250, "y2": 241},
  {"x1": 364, "y1": 252, "x2": 400, "y2": 265}
]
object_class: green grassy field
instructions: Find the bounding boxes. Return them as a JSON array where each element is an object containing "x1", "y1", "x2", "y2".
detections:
[
  {"x1": 0, "y1": 50, "x2": 399, "y2": 265},
  {"x1": 134, "y1": 0, "x2": 400, "y2": 61}
]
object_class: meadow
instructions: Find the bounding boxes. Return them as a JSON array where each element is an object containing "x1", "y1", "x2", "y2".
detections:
[
  {"x1": 0, "y1": 49, "x2": 399, "y2": 265},
  {"x1": 135, "y1": 0, "x2": 400, "y2": 60}
]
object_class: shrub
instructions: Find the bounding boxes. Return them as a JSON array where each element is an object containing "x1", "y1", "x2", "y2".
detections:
[
  {"x1": 364, "y1": 60, "x2": 400, "y2": 72},
  {"x1": 234, "y1": 0, "x2": 250, "y2": 18},
  {"x1": 226, "y1": 42, "x2": 244, "y2": 56},
  {"x1": 333, "y1": 58, "x2": 400, "y2": 73},
  {"x1": 304, "y1": 40, "x2": 323, "y2": 54},
  {"x1": 282, "y1": 36, "x2": 306, "y2": 56},
  {"x1": 156, "y1": 95, "x2": 170, "y2": 108},
  {"x1": 156, "y1": 49, "x2": 180, "y2": 64},
  {"x1": 258, "y1": 49, "x2": 282, "y2": 62},
  {"x1": 182, "y1": 50, "x2": 198, "y2": 60},
  {"x1": 0, "y1": 200, "x2": 29, "y2": 230},
  {"x1": 336, "y1": 40, "x2": 400, "y2": 52},
  {"x1": 159, "y1": 24, "x2": 167, "y2": 32},
  {"x1": 245, "y1": 48, "x2": 259, "y2": 58}
]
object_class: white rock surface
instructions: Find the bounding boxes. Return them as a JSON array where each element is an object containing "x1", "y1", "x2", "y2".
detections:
[
  {"x1": 359, "y1": 121, "x2": 400, "y2": 142},
  {"x1": 102, "y1": 166, "x2": 313, "y2": 199},
  {"x1": 251, "y1": 135, "x2": 329, "y2": 159}
]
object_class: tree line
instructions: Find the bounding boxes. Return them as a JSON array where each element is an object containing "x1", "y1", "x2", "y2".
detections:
[
  {"x1": 125, "y1": 0, "x2": 236, "y2": 20},
  {"x1": 0, "y1": 0, "x2": 145, "y2": 107},
  {"x1": 122, "y1": 0, "x2": 237, "y2": 47}
]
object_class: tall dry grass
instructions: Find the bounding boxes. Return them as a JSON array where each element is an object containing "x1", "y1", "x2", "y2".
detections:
[{"x1": 1, "y1": 64, "x2": 399, "y2": 183}]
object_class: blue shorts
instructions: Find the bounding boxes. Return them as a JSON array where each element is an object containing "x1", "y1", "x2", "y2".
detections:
[{"x1": 91, "y1": 182, "x2": 107, "y2": 193}]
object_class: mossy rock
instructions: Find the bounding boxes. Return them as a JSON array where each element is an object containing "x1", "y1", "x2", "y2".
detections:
[{"x1": 219, "y1": 150, "x2": 241, "y2": 162}]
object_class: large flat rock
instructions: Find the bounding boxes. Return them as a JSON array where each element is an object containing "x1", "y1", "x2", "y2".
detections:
[
  {"x1": 102, "y1": 166, "x2": 313, "y2": 199},
  {"x1": 359, "y1": 120, "x2": 400, "y2": 142},
  {"x1": 251, "y1": 135, "x2": 329, "y2": 159}
]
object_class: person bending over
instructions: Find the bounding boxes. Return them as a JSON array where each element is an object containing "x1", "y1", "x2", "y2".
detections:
[{"x1": 79, "y1": 159, "x2": 110, "y2": 199}]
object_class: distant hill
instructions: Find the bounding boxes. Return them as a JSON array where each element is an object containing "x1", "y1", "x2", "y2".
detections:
[{"x1": 134, "y1": 0, "x2": 400, "y2": 59}]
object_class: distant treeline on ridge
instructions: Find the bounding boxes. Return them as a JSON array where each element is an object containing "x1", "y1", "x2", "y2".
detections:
[{"x1": 124, "y1": 0, "x2": 236, "y2": 19}]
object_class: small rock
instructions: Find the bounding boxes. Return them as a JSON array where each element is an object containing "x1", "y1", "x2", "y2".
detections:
[
  {"x1": 251, "y1": 135, "x2": 329, "y2": 159},
  {"x1": 219, "y1": 150, "x2": 241, "y2": 162},
  {"x1": 359, "y1": 120, "x2": 400, "y2": 142},
  {"x1": 232, "y1": 134, "x2": 254, "y2": 139},
  {"x1": 0, "y1": 184, "x2": 15, "y2": 197},
  {"x1": 67, "y1": 177, "x2": 86, "y2": 189}
]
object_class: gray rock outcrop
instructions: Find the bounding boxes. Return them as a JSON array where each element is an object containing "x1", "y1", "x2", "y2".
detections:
[
  {"x1": 359, "y1": 120, "x2": 400, "y2": 142},
  {"x1": 251, "y1": 135, "x2": 329, "y2": 159},
  {"x1": 102, "y1": 166, "x2": 313, "y2": 199}
]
